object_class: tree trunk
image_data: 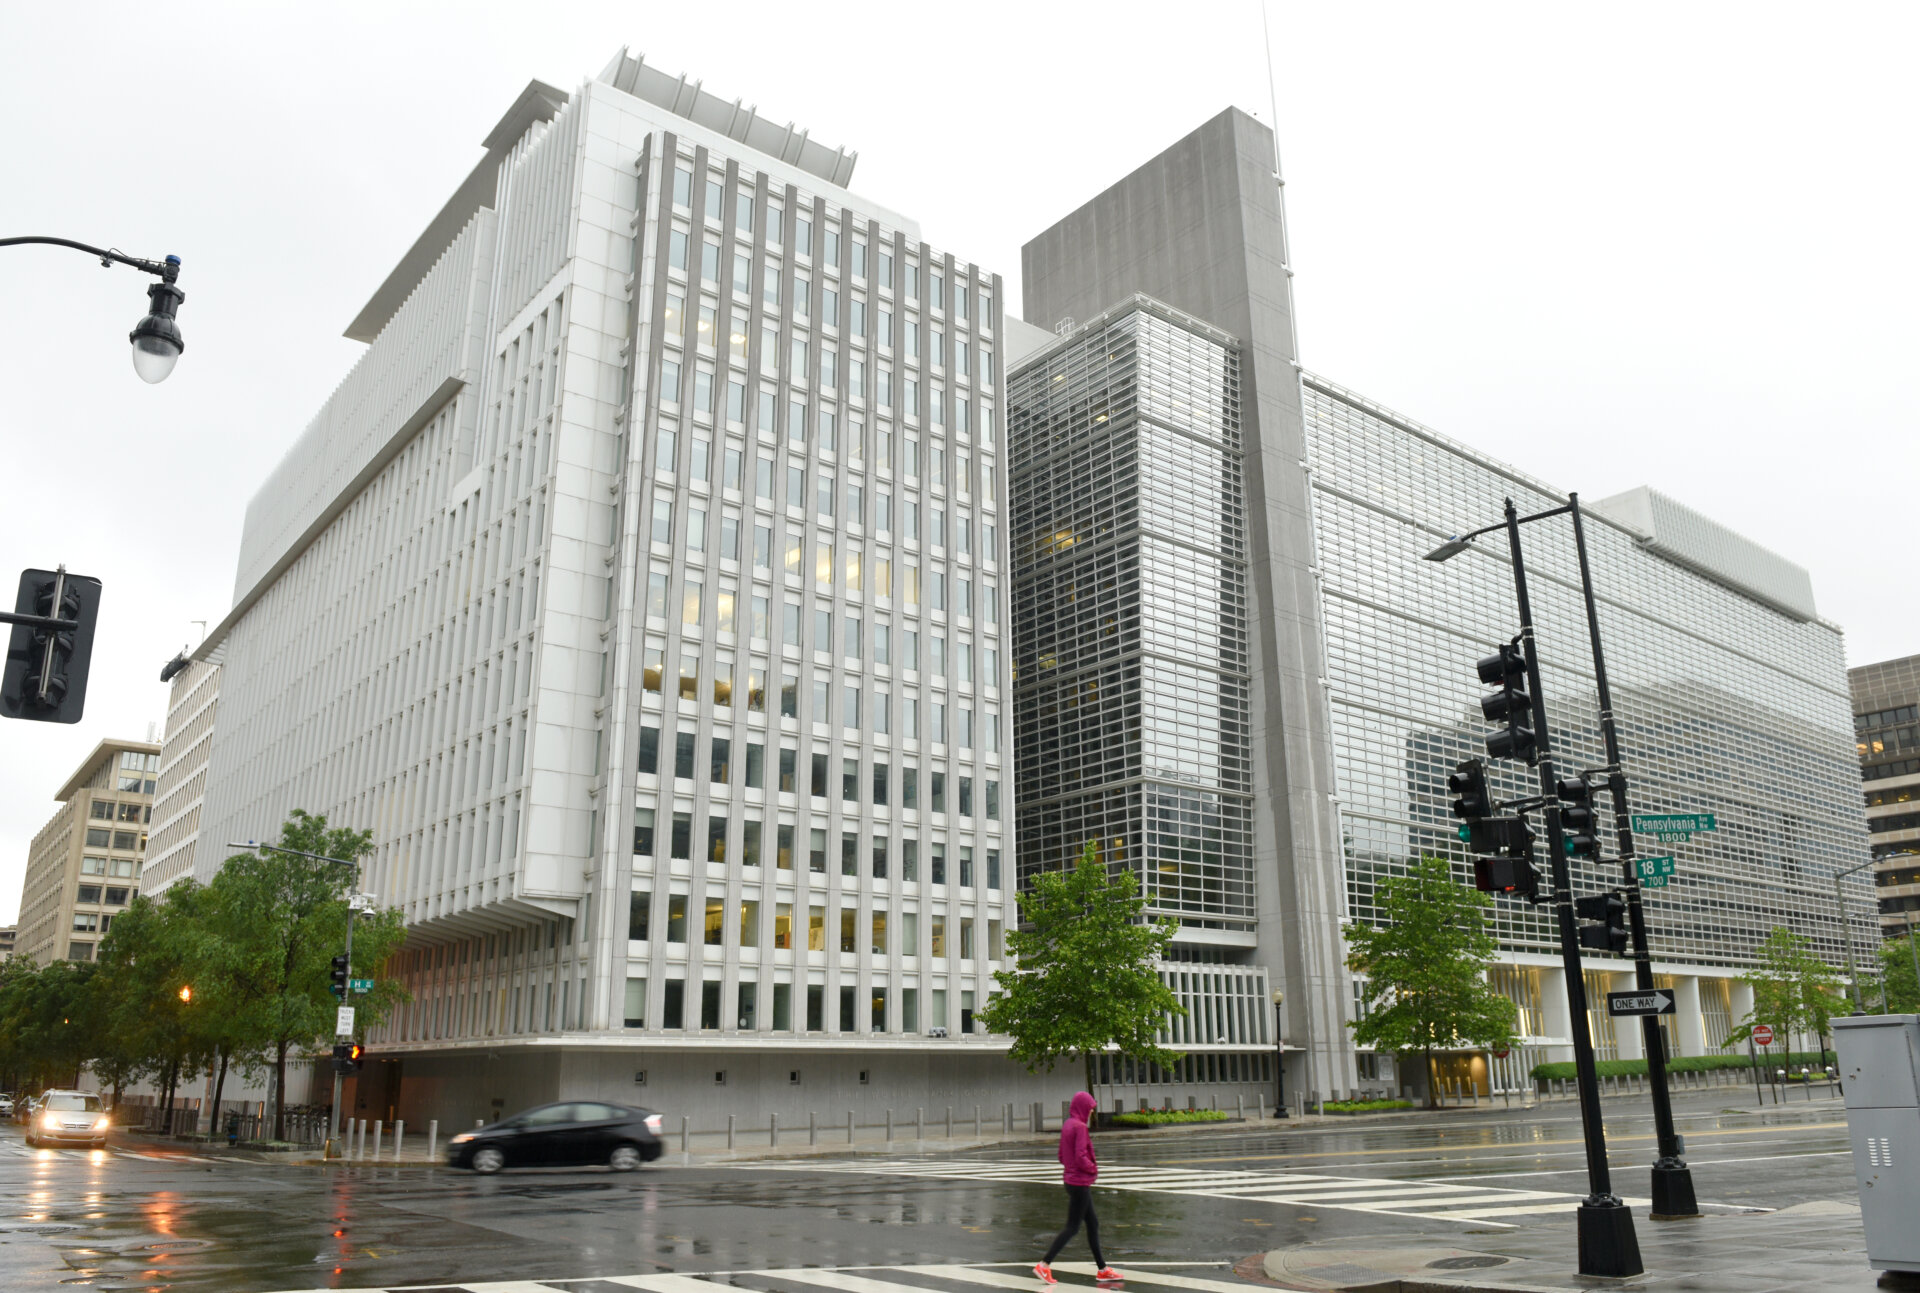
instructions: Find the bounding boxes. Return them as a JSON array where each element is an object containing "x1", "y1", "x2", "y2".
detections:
[
  {"x1": 1425, "y1": 1047, "x2": 1436, "y2": 1110},
  {"x1": 162, "y1": 1055, "x2": 179, "y2": 1133},
  {"x1": 210, "y1": 1049, "x2": 230, "y2": 1139},
  {"x1": 273, "y1": 1037, "x2": 289, "y2": 1142}
]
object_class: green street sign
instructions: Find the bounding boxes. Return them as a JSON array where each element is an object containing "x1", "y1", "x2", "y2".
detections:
[
  {"x1": 1631, "y1": 812, "x2": 1716, "y2": 836},
  {"x1": 349, "y1": 978, "x2": 375, "y2": 993},
  {"x1": 1640, "y1": 875, "x2": 1671, "y2": 889},
  {"x1": 1636, "y1": 856, "x2": 1676, "y2": 880}
]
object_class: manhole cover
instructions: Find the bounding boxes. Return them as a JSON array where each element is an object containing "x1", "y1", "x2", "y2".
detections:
[{"x1": 1427, "y1": 1255, "x2": 1510, "y2": 1270}]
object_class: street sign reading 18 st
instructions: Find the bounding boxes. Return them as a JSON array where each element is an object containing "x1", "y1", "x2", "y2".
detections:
[{"x1": 1635, "y1": 856, "x2": 1676, "y2": 889}]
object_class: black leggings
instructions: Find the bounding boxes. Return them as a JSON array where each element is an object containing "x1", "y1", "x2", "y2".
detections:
[{"x1": 1044, "y1": 1184, "x2": 1106, "y2": 1266}]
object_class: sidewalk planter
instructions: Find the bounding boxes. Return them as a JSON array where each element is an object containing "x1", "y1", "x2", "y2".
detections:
[
  {"x1": 1094, "y1": 1110, "x2": 1237, "y2": 1131},
  {"x1": 1322, "y1": 1099, "x2": 1414, "y2": 1116}
]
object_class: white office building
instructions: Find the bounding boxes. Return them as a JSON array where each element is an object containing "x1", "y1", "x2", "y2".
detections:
[{"x1": 158, "y1": 52, "x2": 1064, "y2": 1127}]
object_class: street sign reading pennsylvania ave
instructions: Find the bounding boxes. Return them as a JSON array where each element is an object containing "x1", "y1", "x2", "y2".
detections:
[
  {"x1": 1607, "y1": 989, "x2": 1676, "y2": 1017},
  {"x1": 1631, "y1": 812, "x2": 1716, "y2": 843}
]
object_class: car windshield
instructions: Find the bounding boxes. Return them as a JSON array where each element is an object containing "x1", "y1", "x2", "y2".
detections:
[{"x1": 46, "y1": 1094, "x2": 101, "y2": 1112}]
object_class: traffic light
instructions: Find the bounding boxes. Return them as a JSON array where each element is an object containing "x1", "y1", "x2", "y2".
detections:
[
  {"x1": 328, "y1": 954, "x2": 349, "y2": 999},
  {"x1": 1558, "y1": 776, "x2": 1600, "y2": 859},
  {"x1": 331, "y1": 1041, "x2": 364, "y2": 1074},
  {"x1": 347, "y1": 1042, "x2": 364, "y2": 1070},
  {"x1": 1476, "y1": 642, "x2": 1535, "y2": 764},
  {"x1": 1, "y1": 568, "x2": 102, "y2": 724},
  {"x1": 1448, "y1": 758, "x2": 1492, "y2": 821},
  {"x1": 1576, "y1": 891, "x2": 1630, "y2": 953},
  {"x1": 1469, "y1": 815, "x2": 1539, "y2": 900}
]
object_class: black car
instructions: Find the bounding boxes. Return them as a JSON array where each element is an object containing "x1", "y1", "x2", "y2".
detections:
[{"x1": 446, "y1": 1101, "x2": 664, "y2": 1173}]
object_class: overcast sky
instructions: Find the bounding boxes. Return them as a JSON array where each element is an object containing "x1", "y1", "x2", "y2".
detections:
[{"x1": 2, "y1": 1, "x2": 1914, "y2": 923}]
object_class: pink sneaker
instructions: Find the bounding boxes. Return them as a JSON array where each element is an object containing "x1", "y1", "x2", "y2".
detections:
[
  {"x1": 1034, "y1": 1264, "x2": 1057, "y2": 1284},
  {"x1": 1096, "y1": 1270, "x2": 1122, "y2": 1284}
]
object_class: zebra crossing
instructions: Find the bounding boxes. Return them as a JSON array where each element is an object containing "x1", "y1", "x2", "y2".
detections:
[
  {"x1": 251, "y1": 1259, "x2": 1247, "y2": 1293},
  {"x1": 744, "y1": 1159, "x2": 1648, "y2": 1227},
  {"x1": 0, "y1": 1141, "x2": 227, "y2": 1164}
]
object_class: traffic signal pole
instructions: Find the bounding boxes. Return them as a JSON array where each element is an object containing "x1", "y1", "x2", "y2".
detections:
[
  {"x1": 1503, "y1": 499, "x2": 1643, "y2": 1278},
  {"x1": 329, "y1": 900, "x2": 355, "y2": 1150},
  {"x1": 1568, "y1": 495, "x2": 1698, "y2": 1219}
]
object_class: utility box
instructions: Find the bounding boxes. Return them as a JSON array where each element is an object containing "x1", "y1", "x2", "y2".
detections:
[{"x1": 1834, "y1": 1015, "x2": 1920, "y2": 1275}]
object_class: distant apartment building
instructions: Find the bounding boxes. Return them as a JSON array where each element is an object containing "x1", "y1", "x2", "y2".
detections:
[
  {"x1": 0, "y1": 925, "x2": 16, "y2": 960},
  {"x1": 14, "y1": 739, "x2": 159, "y2": 966},
  {"x1": 1850, "y1": 654, "x2": 1920, "y2": 937}
]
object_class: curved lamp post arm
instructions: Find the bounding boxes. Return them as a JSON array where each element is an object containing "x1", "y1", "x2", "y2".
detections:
[{"x1": 0, "y1": 235, "x2": 179, "y2": 281}]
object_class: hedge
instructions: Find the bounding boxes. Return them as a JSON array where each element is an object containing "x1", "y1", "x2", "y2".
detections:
[
  {"x1": 1110, "y1": 1109, "x2": 1229, "y2": 1126},
  {"x1": 1530, "y1": 1050, "x2": 1835, "y2": 1081},
  {"x1": 1324, "y1": 1099, "x2": 1414, "y2": 1114}
]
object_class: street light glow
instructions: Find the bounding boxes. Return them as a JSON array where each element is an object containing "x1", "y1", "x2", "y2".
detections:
[{"x1": 178, "y1": 985, "x2": 192, "y2": 1003}]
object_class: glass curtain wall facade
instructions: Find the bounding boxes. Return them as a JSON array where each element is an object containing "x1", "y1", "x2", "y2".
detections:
[
  {"x1": 1009, "y1": 301, "x2": 1253, "y2": 928},
  {"x1": 1301, "y1": 372, "x2": 1873, "y2": 1078}
]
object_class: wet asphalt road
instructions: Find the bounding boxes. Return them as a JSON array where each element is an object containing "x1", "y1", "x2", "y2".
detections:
[{"x1": 0, "y1": 1088, "x2": 1853, "y2": 1293}]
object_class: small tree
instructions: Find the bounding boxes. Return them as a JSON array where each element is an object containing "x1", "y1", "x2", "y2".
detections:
[
  {"x1": 978, "y1": 842, "x2": 1186, "y2": 1092},
  {"x1": 1727, "y1": 926, "x2": 1842, "y2": 1056},
  {"x1": 1878, "y1": 932, "x2": 1920, "y2": 1014},
  {"x1": 1344, "y1": 856, "x2": 1518, "y2": 1108},
  {"x1": 203, "y1": 811, "x2": 408, "y2": 1140}
]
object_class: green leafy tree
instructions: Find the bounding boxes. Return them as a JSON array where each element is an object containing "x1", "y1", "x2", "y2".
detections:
[
  {"x1": 201, "y1": 811, "x2": 409, "y2": 1140},
  {"x1": 978, "y1": 841, "x2": 1186, "y2": 1091},
  {"x1": 1877, "y1": 932, "x2": 1920, "y2": 1014},
  {"x1": 1726, "y1": 926, "x2": 1843, "y2": 1055},
  {"x1": 0, "y1": 959, "x2": 97, "y2": 1093},
  {"x1": 1344, "y1": 856, "x2": 1518, "y2": 1108},
  {"x1": 94, "y1": 883, "x2": 221, "y2": 1123}
]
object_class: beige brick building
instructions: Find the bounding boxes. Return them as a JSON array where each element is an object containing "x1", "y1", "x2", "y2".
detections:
[{"x1": 15, "y1": 739, "x2": 160, "y2": 965}]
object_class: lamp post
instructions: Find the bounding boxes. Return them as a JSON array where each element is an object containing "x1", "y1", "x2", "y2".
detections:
[
  {"x1": 1, "y1": 236, "x2": 185, "y2": 381},
  {"x1": 1270, "y1": 989, "x2": 1285, "y2": 1118},
  {"x1": 1832, "y1": 855, "x2": 1882, "y2": 1012},
  {"x1": 1425, "y1": 496, "x2": 1653, "y2": 1276},
  {"x1": 1428, "y1": 496, "x2": 1698, "y2": 1217}
]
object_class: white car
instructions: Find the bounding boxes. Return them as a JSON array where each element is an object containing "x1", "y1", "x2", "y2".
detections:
[{"x1": 27, "y1": 1091, "x2": 110, "y2": 1148}]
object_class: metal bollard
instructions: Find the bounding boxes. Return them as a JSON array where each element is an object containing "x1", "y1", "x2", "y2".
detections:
[
  {"x1": 681, "y1": 1115, "x2": 689, "y2": 1154},
  {"x1": 1236, "y1": 1094, "x2": 1244, "y2": 1121},
  {"x1": 945, "y1": 1106, "x2": 952, "y2": 1139},
  {"x1": 373, "y1": 1120, "x2": 383, "y2": 1160},
  {"x1": 727, "y1": 1114, "x2": 736, "y2": 1150},
  {"x1": 974, "y1": 1105, "x2": 981, "y2": 1138},
  {"x1": 886, "y1": 1109, "x2": 894, "y2": 1143},
  {"x1": 847, "y1": 1111, "x2": 855, "y2": 1145},
  {"x1": 915, "y1": 1108, "x2": 923, "y2": 1140},
  {"x1": 428, "y1": 1120, "x2": 438, "y2": 1163},
  {"x1": 809, "y1": 1111, "x2": 817, "y2": 1146},
  {"x1": 394, "y1": 1120, "x2": 404, "y2": 1161},
  {"x1": 771, "y1": 1112, "x2": 779, "y2": 1147},
  {"x1": 1003, "y1": 1103, "x2": 1012, "y2": 1135}
]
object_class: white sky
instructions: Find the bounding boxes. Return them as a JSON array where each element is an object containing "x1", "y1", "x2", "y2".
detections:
[{"x1": 2, "y1": 2, "x2": 1914, "y2": 924}]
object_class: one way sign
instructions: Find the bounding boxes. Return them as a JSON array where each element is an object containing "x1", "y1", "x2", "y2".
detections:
[{"x1": 1607, "y1": 989, "x2": 1675, "y2": 1017}]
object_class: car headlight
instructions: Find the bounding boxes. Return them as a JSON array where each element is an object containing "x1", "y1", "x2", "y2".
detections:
[
  {"x1": 92, "y1": 1117, "x2": 110, "y2": 1131},
  {"x1": 42, "y1": 1113, "x2": 61, "y2": 1130},
  {"x1": 450, "y1": 1133, "x2": 475, "y2": 1144}
]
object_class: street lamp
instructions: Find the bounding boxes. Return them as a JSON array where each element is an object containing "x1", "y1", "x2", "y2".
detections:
[
  {"x1": 1270, "y1": 989, "x2": 1285, "y2": 1118},
  {"x1": 178, "y1": 985, "x2": 193, "y2": 1004},
  {"x1": 1, "y1": 236, "x2": 185, "y2": 381}
]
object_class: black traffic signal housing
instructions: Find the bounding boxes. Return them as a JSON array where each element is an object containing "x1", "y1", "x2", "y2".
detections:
[
  {"x1": 331, "y1": 1041, "x2": 364, "y2": 1074},
  {"x1": 1476, "y1": 642, "x2": 1535, "y2": 764},
  {"x1": 1468, "y1": 815, "x2": 1540, "y2": 900},
  {"x1": 1557, "y1": 776, "x2": 1600, "y2": 860},
  {"x1": 1576, "y1": 891, "x2": 1630, "y2": 954},
  {"x1": 1, "y1": 568, "x2": 102, "y2": 724},
  {"x1": 1449, "y1": 758, "x2": 1493, "y2": 821},
  {"x1": 328, "y1": 954, "x2": 350, "y2": 999}
]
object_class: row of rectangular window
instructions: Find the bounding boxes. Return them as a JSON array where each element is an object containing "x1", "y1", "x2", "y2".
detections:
[
  {"x1": 644, "y1": 637, "x2": 999, "y2": 703},
  {"x1": 663, "y1": 293, "x2": 995, "y2": 383},
  {"x1": 625, "y1": 974, "x2": 979, "y2": 1035},
  {"x1": 87, "y1": 800, "x2": 151, "y2": 823},
  {"x1": 638, "y1": 730, "x2": 1000, "y2": 811},
  {"x1": 633, "y1": 809, "x2": 999, "y2": 886},
  {"x1": 628, "y1": 892, "x2": 999, "y2": 956},
  {"x1": 646, "y1": 547, "x2": 999, "y2": 624}
]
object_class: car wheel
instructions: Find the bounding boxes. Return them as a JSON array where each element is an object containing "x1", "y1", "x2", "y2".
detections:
[
  {"x1": 471, "y1": 1146, "x2": 506, "y2": 1174},
  {"x1": 609, "y1": 1144, "x2": 642, "y2": 1172}
]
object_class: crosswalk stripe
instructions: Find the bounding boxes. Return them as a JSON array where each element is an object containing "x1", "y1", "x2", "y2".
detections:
[
  {"x1": 593, "y1": 1276, "x2": 743, "y2": 1293},
  {"x1": 773, "y1": 1268, "x2": 975, "y2": 1293},
  {"x1": 1049, "y1": 1263, "x2": 1256, "y2": 1293},
  {"x1": 915, "y1": 1265, "x2": 1061, "y2": 1293}
]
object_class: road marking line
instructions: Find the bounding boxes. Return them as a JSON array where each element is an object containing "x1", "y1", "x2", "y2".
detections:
[
  {"x1": 916, "y1": 1265, "x2": 1075, "y2": 1292},
  {"x1": 771, "y1": 1267, "x2": 985, "y2": 1293},
  {"x1": 1050, "y1": 1263, "x2": 1258, "y2": 1293}
]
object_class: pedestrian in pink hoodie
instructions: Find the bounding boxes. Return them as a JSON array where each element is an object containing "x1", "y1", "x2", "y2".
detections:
[{"x1": 1035, "y1": 1091, "x2": 1119, "y2": 1284}]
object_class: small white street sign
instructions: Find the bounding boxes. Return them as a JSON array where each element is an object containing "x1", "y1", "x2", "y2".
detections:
[{"x1": 335, "y1": 1005, "x2": 356, "y2": 1036}]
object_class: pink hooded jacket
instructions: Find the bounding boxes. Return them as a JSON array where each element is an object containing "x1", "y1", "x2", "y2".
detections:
[{"x1": 1059, "y1": 1090, "x2": 1098, "y2": 1186}]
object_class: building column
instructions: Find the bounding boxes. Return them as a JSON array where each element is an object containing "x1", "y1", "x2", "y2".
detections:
[
  {"x1": 1614, "y1": 968, "x2": 1645, "y2": 1061},
  {"x1": 1539, "y1": 966, "x2": 1574, "y2": 1064},
  {"x1": 1730, "y1": 978, "x2": 1755, "y2": 1033},
  {"x1": 1674, "y1": 975, "x2": 1706, "y2": 1057}
]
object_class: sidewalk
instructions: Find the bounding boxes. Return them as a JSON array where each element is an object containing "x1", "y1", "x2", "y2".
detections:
[{"x1": 1259, "y1": 1202, "x2": 1903, "y2": 1292}]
